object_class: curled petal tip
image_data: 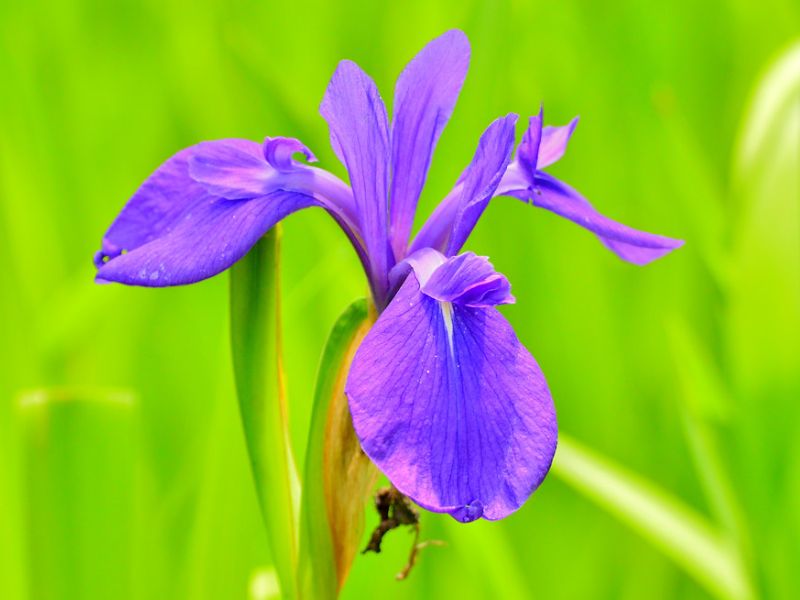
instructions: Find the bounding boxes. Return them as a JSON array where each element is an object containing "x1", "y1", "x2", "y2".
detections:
[
  {"x1": 421, "y1": 252, "x2": 515, "y2": 307},
  {"x1": 94, "y1": 240, "x2": 124, "y2": 269},
  {"x1": 263, "y1": 136, "x2": 317, "y2": 170},
  {"x1": 93, "y1": 250, "x2": 107, "y2": 270}
]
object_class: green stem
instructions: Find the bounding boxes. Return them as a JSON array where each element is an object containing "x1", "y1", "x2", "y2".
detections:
[{"x1": 230, "y1": 227, "x2": 300, "y2": 600}]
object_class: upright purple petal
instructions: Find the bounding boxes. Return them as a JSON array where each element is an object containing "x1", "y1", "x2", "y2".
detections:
[
  {"x1": 346, "y1": 265, "x2": 557, "y2": 522},
  {"x1": 389, "y1": 29, "x2": 470, "y2": 260},
  {"x1": 410, "y1": 114, "x2": 518, "y2": 256},
  {"x1": 516, "y1": 111, "x2": 543, "y2": 174},
  {"x1": 537, "y1": 117, "x2": 579, "y2": 169},
  {"x1": 321, "y1": 60, "x2": 393, "y2": 304},
  {"x1": 533, "y1": 173, "x2": 684, "y2": 265}
]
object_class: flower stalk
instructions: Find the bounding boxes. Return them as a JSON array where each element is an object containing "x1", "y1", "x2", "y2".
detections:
[{"x1": 230, "y1": 227, "x2": 300, "y2": 599}]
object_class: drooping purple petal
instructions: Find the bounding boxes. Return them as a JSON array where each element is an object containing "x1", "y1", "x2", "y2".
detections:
[
  {"x1": 95, "y1": 145, "x2": 213, "y2": 270},
  {"x1": 346, "y1": 268, "x2": 557, "y2": 522},
  {"x1": 97, "y1": 190, "x2": 313, "y2": 286},
  {"x1": 389, "y1": 29, "x2": 470, "y2": 260},
  {"x1": 95, "y1": 140, "x2": 364, "y2": 286},
  {"x1": 320, "y1": 60, "x2": 393, "y2": 304},
  {"x1": 188, "y1": 137, "x2": 361, "y2": 229},
  {"x1": 410, "y1": 114, "x2": 518, "y2": 256},
  {"x1": 532, "y1": 173, "x2": 684, "y2": 265},
  {"x1": 494, "y1": 112, "x2": 683, "y2": 265}
]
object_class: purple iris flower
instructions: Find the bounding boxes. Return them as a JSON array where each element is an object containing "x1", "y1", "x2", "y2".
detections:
[{"x1": 95, "y1": 30, "x2": 682, "y2": 522}]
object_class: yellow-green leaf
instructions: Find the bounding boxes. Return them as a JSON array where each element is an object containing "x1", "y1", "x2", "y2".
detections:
[
  {"x1": 298, "y1": 298, "x2": 378, "y2": 599},
  {"x1": 19, "y1": 388, "x2": 137, "y2": 600},
  {"x1": 553, "y1": 435, "x2": 754, "y2": 600}
]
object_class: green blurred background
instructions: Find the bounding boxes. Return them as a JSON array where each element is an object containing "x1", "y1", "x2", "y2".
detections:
[{"x1": 1, "y1": 0, "x2": 798, "y2": 598}]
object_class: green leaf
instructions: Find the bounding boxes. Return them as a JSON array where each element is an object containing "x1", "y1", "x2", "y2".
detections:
[
  {"x1": 726, "y1": 40, "x2": 800, "y2": 597},
  {"x1": 666, "y1": 317, "x2": 751, "y2": 552},
  {"x1": 298, "y1": 298, "x2": 377, "y2": 600},
  {"x1": 19, "y1": 388, "x2": 137, "y2": 600},
  {"x1": 230, "y1": 227, "x2": 300, "y2": 600},
  {"x1": 552, "y1": 435, "x2": 754, "y2": 600}
]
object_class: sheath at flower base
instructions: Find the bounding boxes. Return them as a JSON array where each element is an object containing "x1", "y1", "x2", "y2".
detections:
[{"x1": 93, "y1": 29, "x2": 683, "y2": 525}]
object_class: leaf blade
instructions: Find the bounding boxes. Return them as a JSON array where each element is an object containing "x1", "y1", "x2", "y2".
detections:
[
  {"x1": 298, "y1": 298, "x2": 377, "y2": 599},
  {"x1": 552, "y1": 434, "x2": 754, "y2": 600},
  {"x1": 19, "y1": 388, "x2": 137, "y2": 600}
]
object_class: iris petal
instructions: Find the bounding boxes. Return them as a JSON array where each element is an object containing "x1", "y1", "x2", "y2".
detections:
[
  {"x1": 95, "y1": 140, "x2": 359, "y2": 286},
  {"x1": 537, "y1": 117, "x2": 579, "y2": 169},
  {"x1": 188, "y1": 139, "x2": 270, "y2": 199},
  {"x1": 321, "y1": 60, "x2": 393, "y2": 304},
  {"x1": 422, "y1": 252, "x2": 514, "y2": 307},
  {"x1": 410, "y1": 114, "x2": 518, "y2": 256},
  {"x1": 533, "y1": 173, "x2": 684, "y2": 265},
  {"x1": 346, "y1": 268, "x2": 556, "y2": 522},
  {"x1": 262, "y1": 136, "x2": 317, "y2": 172},
  {"x1": 516, "y1": 111, "x2": 543, "y2": 175},
  {"x1": 390, "y1": 29, "x2": 470, "y2": 260},
  {"x1": 495, "y1": 112, "x2": 683, "y2": 265},
  {"x1": 97, "y1": 187, "x2": 313, "y2": 286}
]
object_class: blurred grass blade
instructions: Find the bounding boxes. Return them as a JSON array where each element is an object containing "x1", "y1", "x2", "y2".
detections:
[
  {"x1": 553, "y1": 435, "x2": 754, "y2": 600},
  {"x1": 666, "y1": 317, "x2": 731, "y2": 423},
  {"x1": 20, "y1": 388, "x2": 136, "y2": 600},
  {"x1": 230, "y1": 227, "x2": 300, "y2": 600},
  {"x1": 729, "y1": 39, "x2": 800, "y2": 391},
  {"x1": 298, "y1": 299, "x2": 377, "y2": 599},
  {"x1": 250, "y1": 567, "x2": 281, "y2": 600},
  {"x1": 727, "y1": 41, "x2": 800, "y2": 598},
  {"x1": 667, "y1": 317, "x2": 750, "y2": 550},
  {"x1": 735, "y1": 40, "x2": 800, "y2": 178}
]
